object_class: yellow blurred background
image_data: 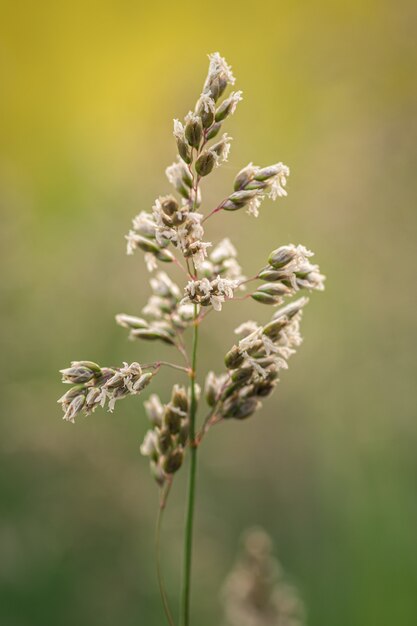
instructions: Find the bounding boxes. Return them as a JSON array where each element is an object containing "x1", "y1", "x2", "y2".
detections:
[{"x1": 1, "y1": 1, "x2": 416, "y2": 625}]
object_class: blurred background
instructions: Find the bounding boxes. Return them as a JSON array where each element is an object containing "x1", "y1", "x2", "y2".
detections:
[{"x1": 1, "y1": 1, "x2": 416, "y2": 624}]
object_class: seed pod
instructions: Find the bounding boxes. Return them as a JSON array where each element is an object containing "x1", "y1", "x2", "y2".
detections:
[
  {"x1": 262, "y1": 318, "x2": 287, "y2": 340},
  {"x1": 185, "y1": 115, "x2": 203, "y2": 149},
  {"x1": 132, "y1": 214, "x2": 157, "y2": 239},
  {"x1": 252, "y1": 381, "x2": 276, "y2": 397},
  {"x1": 215, "y1": 91, "x2": 242, "y2": 122},
  {"x1": 154, "y1": 316, "x2": 177, "y2": 332},
  {"x1": 173, "y1": 120, "x2": 192, "y2": 164},
  {"x1": 178, "y1": 421, "x2": 189, "y2": 447},
  {"x1": 222, "y1": 199, "x2": 241, "y2": 211},
  {"x1": 246, "y1": 340, "x2": 266, "y2": 358},
  {"x1": 251, "y1": 292, "x2": 280, "y2": 305},
  {"x1": 222, "y1": 373, "x2": 255, "y2": 399},
  {"x1": 222, "y1": 397, "x2": 260, "y2": 420},
  {"x1": 144, "y1": 394, "x2": 164, "y2": 426},
  {"x1": 233, "y1": 164, "x2": 255, "y2": 191},
  {"x1": 60, "y1": 366, "x2": 96, "y2": 384},
  {"x1": 272, "y1": 297, "x2": 309, "y2": 321},
  {"x1": 153, "y1": 298, "x2": 176, "y2": 315},
  {"x1": 244, "y1": 180, "x2": 270, "y2": 191},
  {"x1": 113, "y1": 386, "x2": 133, "y2": 403},
  {"x1": 57, "y1": 385, "x2": 86, "y2": 404},
  {"x1": 167, "y1": 160, "x2": 193, "y2": 197},
  {"x1": 177, "y1": 137, "x2": 192, "y2": 164},
  {"x1": 176, "y1": 183, "x2": 191, "y2": 200},
  {"x1": 141, "y1": 430, "x2": 158, "y2": 460},
  {"x1": 214, "y1": 99, "x2": 231, "y2": 122},
  {"x1": 201, "y1": 109, "x2": 214, "y2": 129},
  {"x1": 257, "y1": 266, "x2": 287, "y2": 281},
  {"x1": 160, "y1": 195, "x2": 179, "y2": 216},
  {"x1": 150, "y1": 460, "x2": 165, "y2": 486},
  {"x1": 196, "y1": 96, "x2": 215, "y2": 129},
  {"x1": 206, "y1": 75, "x2": 228, "y2": 102},
  {"x1": 181, "y1": 166, "x2": 193, "y2": 188},
  {"x1": 63, "y1": 393, "x2": 86, "y2": 422},
  {"x1": 225, "y1": 345, "x2": 245, "y2": 369},
  {"x1": 231, "y1": 366, "x2": 253, "y2": 385},
  {"x1": 133, "y1": 235, "x2": 161, "y2": 254},
  {"x1": 132, "y1": 372, "x2": 153, "y2": 392},
  {"x1": 150, "y1": 274, "x2": 180, "y2": 299},
  {"x1": 157, "y1": 429, "x2": 173, "y2": 454},
  {"x1": 254, "y1": 356, "x2": 277, "y2": 368},
  {"x1": 75, "y1": 361, "x2": 101, "y2": 373},
  {"x1": 155, "y1": 248, "x2": 175, "y2": 263},
  {"x1": 206, "y1": 122, "x2": 222, "y2": 140},
  {"x1": 162, "y1": 449, "x2": 184, "y2": 474},
  {"x1": 256, "y1": 283, "x2": 291, "y2": 297},
  {"x1": 195, "y1": 150, "x2": 216, "y2": 176},
  {"x1": 85, "y1": 386, "x2": 101, "y2": 410},
  {"x1": 254, "y1": 164, "x2": 282, "y2": 181},
  {"x1": 115, "y1": 314, "x2": 149, "y2": 330},
  {"x1": 130, "y1": 328, "x2": 175, "y2": 345},
  {"x1": 268, "y1": 246, "x2": 297, "y2": 269},
  {"x1": 170, "y1": 209, "x2": 187, "y2": 227},
  {"x1": 205, "y1": 372, "x2": 219, "y2": 407},
  {"x1": 265, "y1": 367, "x2": 280, "y2": 382},
  {"x1": 221, "y1": 381, "x2": 243, "y2": 400},
  {"x1": 223, "y1": 189, "x2": 258, "y2": 211},
  {"x1": 102, "y1": 370, "x2": 124, "y2": 390},
  {"x1": 163, "y1": 404, "x2": 182, "y2": 434},
  {"x1": 171, "y1": 384, "x2": 189, "y2": 413}
]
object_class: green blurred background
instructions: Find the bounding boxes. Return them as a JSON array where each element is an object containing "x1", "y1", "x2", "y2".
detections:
[{"x1": 1, "y1": 1, "x2": 416, "y2": 624}]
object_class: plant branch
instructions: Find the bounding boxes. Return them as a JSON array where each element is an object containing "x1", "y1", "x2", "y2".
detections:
[
  {"x1": 238, "y1": 274, "x2": 260, "y2": 287},
  {"x1": 196, "y1": 411, "x2": 223, "y2": 445},
  {"x1": 202, "y1": 200, "x2": 226, "y2": 223},
  {"x1": 196, "y1": 373, "x2": 230, "y2": 444},
  {"x1": 172, "y1": 256, "x2": 190, "y2": 277},
  {"x1": 141, "y1": 361, "x2": 191, "y2": 375},
  {"x1": 180, "y1": 305, "x2": 199, "y2": 626}
]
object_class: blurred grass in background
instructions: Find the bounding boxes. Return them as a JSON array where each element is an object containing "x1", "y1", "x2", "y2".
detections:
[{"x1": 1, "y1": 1, "x2": 416, "y2": 625}]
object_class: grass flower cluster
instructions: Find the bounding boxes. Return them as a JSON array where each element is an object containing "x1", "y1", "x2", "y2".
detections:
[
  {"x1": 57, "y1": 51, "x2": 324, "y2": 626},
  {"x1": 222, "y1": 528, "x2": 305, "y2": 626}
]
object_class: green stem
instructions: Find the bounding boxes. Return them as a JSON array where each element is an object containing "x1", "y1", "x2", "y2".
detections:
[
  {"x1": 141, "y1": 361, "x2": 190, "y2": 374},
  {"x1": 156, "y1": 483, "x2": 176, "y2": 626},
  {"x1": 180, "y1": 305, "x2": 199, "y2": 626}
]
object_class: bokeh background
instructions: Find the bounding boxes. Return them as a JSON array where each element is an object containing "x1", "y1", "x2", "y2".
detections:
[{"x1": 1, "y1": 1, "x2": 416, "y2": 625}]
